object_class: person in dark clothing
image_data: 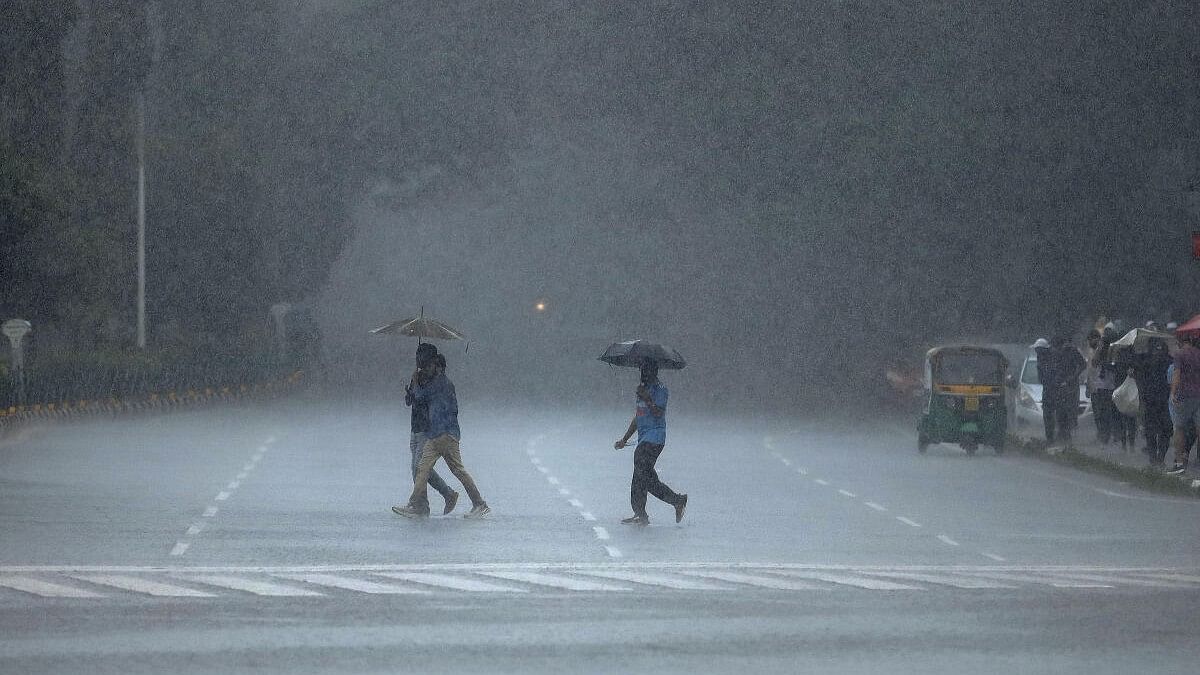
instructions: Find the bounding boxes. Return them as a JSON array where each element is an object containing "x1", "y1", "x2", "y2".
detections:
[
  {"x1": 1049, "y1": 335, "x2": 1086, "y2": 445},
  {"x1": 402, "y1": 343, "x2": 458, "y2": 515},
  {"x1": 1033, "y1": 339, "x2": 1059, "y2": 443},
  {"x1": 1086, "y1": 330, "x2": 1118, "y2": 444},
  {"x1": 1112, "y1": 343, "x2": 1140, "y2": 450},
  {"x1": 613, "y1": 359, "x2": 687, "y2": 526},
  {"x1": 1133, "y1": 338, "x2": 1173, "y2": 465}
]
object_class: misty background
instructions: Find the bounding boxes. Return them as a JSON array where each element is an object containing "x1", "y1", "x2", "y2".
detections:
[{"x1": 3, "y1": 1, "x2": 1198, "y2": 411}]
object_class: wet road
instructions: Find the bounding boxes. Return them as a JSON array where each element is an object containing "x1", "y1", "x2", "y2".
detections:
[{"x1": 2, "y1": 401, "x2": 1199, "y2": 673}]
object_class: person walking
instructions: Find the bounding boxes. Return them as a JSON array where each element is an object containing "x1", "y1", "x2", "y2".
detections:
[
  {"x1": 613, "y1": 359, "x2": 687, "y2": 526},
  {"x1": 393, "y1": 354, "x2": 490, "y2": 519},
  {"x1": 1086, "y1": 330, "x2": 1117, "y2": 444},
  {"x1": 402, "y1": 343, "x2": 459, "y2": 515},
  {"x1": 1133, "y1": 338, "x2": 1173, "y2": 466},
  {"x1": 1049, "y1": 334, "x2": 1086, "y2": 445},
  {"x1": 1166, "y1": 333, "x2": 1200, "y2": 475},
  {"x1": 1032, "y1": 338, "x2": 1059, "y2": 444}
]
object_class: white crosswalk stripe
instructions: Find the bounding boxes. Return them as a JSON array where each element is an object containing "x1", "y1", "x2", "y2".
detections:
[
  {"x1": 273, "y1": 573, "x2": 430, "y2": 594},
  {"x1": 0, "y1": 575, "x2": 105, "y2": 598},
  {"x1": 768, "y1": 570, "x2": 922, "y2": 590},
  {"x1": 474, "y1": 570, "x2": 633, "y2": 592},
  {"x1": 1, "y1": 565, "x2": 1198, "y2": 600},
  {"x1": 374, "y1": 572, "x2": 527, "y2": 593},
  {"x1": 677, "y1": 570, "x2": 824, "y2": 590},
  {"x1": 179, "y1": 575, "x2": 324, "y2": 596},
  {"x1": 571, "y1": 570, "x2": 733, "y2": 590},
  {"x1": 70, "y1": 574, "x2": 216, "y2": 597}
]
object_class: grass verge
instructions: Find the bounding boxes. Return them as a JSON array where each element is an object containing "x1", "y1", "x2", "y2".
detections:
[{"x1": 1007, "y1": 434, "x2": 1200, "y2": 499}]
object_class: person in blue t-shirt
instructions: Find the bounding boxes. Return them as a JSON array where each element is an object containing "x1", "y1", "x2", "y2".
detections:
[{"x1": 613, "y1": 359, "x2": 687, "y2": 525}]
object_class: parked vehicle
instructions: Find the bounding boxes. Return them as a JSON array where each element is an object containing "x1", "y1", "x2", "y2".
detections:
[{"x1": 918, "y1": 346, "x2": 1009, "y2": 455}]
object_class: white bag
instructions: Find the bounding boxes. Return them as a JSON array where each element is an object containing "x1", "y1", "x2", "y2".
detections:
[{"x1": 1112, "y1": 377, "x2": 1140, "y2": 417}]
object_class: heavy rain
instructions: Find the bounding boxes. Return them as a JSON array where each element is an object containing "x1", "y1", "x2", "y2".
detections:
[{"x1": 2, "y1": 2, "x2": 1199, "y2": 673}]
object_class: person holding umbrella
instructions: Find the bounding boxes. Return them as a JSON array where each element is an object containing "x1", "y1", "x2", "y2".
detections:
[
  {"x1": 611, "y1": 355, "x2": 687, "y2": 526},
  {"x1": 403, "y1": 343, "x2": 458, "y2": 515}
]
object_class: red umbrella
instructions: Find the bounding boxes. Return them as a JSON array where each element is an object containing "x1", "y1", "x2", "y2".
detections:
[{"x1": 1177, "y1": 314, "x2": 1200, "y2": 337}]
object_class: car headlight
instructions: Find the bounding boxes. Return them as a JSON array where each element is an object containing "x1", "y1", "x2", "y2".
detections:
[{"x1": 1018, "y1": 388, "x2": 1040, "y2": 411}]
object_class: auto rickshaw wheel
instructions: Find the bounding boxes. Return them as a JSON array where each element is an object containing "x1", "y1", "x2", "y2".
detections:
[
  {"x1": 918, "y1": 434, "x2": 928, "y2": 454},
  {"x1": 963, "y1": 440, "x2": 977, "y2": 456}
]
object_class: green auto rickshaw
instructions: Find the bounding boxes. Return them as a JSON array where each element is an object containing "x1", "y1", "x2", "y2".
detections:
[{"x1": 917, "y1": 346, "x2": 1008, "y2": 456}]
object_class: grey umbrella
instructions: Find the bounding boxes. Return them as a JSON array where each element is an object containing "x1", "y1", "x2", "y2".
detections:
[
  {"x1": 598, "y1": 340, "x2": 686, "y2": 370},
  {"x1": 370, "y1": 308, "x2": 465, "y2": 341}
]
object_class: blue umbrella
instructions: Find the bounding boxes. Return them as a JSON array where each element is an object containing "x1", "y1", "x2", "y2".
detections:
[{"x1": 597, "y1": 340, "x2": 686, "y2": 370}]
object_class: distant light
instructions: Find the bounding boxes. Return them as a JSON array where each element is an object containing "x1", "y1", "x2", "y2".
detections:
[{"x1": 535, "y1": 301, "x2": 547, "y2": 312}]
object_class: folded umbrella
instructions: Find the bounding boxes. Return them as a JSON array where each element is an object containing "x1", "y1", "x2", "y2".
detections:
[{"x1": 598, "y1": 340, "x2": 686, "y2": 370}]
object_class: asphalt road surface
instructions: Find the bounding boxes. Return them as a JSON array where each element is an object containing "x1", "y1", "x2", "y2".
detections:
[{"x1": 2, "y1": 400, "x2": 1200, "y2": 674}]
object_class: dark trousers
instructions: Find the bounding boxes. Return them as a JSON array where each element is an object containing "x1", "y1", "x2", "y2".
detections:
[
  {"x1": 1143, "y1": 400, "x2": 1173, "y2": 464},
  {"x1": 1091, "y1": 389, "x2": 1115, "y2": 442},
  {"x1": 631, "y1": 442, "x2": 681, "y2": 518},
  {"x1": 1043, "y1": 399, "x2": 1058, "y2": 444}
]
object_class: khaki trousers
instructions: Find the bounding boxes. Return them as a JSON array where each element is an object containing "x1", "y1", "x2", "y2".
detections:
[{"x1": 408, "y1": 434, "x2": 484, "y2": 508}]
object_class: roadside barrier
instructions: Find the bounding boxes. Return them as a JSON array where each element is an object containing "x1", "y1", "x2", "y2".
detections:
[{"x1": 0, "y1": 370, "x2": 305, "y2": 432}]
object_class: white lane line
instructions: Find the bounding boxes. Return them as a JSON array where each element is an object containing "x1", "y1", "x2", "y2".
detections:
[
  {"x1": 243, "y1": 463, "x2": 255, "y2": 472},
  {"x1": 537, "y1": 466, "x2": 549, "y2": 474},
  {"x1": 896, "y1": 517, "x2": 922, "y2": 528},
  {"x1": 72, "y1": 574, "x2": 215, "y2": 597},
  {"x1": 374, "y1": 572, "x2": 527, "y2": 593},
  {"x1": 580, "y1": 511, "x2": 597, "y2": 521},
  {"x1": 814, "y1": 479, "x2": 830, "y2": 486},
  {"x1": 981, "y1": 552, "x2": 1007, "y2": 562},
  {"x1": 0, "y1": 576, "x2": 105, "y2": 598},
  {"x1": 937, "y1": 534, "x2": 960, "y2": 547},
  {"x1": 859, "y1": 571, "x2": 1014, "y2": 589},
  {"x1": 202, "y1": 506, "x2": 219, "y2": 518},
  {"x1": 169, "y1": 542, "x2": 190, "y2": 556},
  {"x1": 530, "y1": 457, "x2": 542, "y2": 465},
  {"x1": 569, "y1": 499, "x2": 584, "y2": 508},
  {"x1": 593, "y1": 526, "x2": 610, "y2": 540},
  {"x1": 257, "y1": 445, "x2": 269, "y2": 453},
  {"x1": 236, "y1": 472, "x2": 248, "y2": 480},
  {"x1": 525, "y1": 448, "x2": 535, "y2": 456},
  {"x1": 837, "y1": 489, "x2": 856, "y2": 498},
  {"x1": 1133, "y1": 572, "x2": 1200, "y2": 584},
  {"x1": 796, "y1": 467, "x2": 808, "y2": 475},
  {"x1": 214, "y1": 491, "x2": 230, "y2": 501},
  {"x1": 181, "y1": 575, "x2": 324, "y2": 596},
  {"x1": 575, "y1": 570, "x2": 733, "y2": 591},
  {"x1": 1043, "y1": 572, "x2": 1194, "y2": 588},
  {"x1": 679, "y1": 570, "x2": 823, "y2": 590},
  {"x1": 265, "y1": 436, "x2": 276, "y2": 444},
  {"x1": 226, "y1": 480, "x2": 240, "y2": 490},
  {"x1": 780, "y1": 457, "x2": 792, "y2": 467},
  {"x1": 770, "y1": 571, "x2": 921, "y2": 590},
  {"x1": 951, "y1": 571, "x2": 1113, "y2": 588},
  {"x1": 476, "y1": 570, "x2": 632, "y2": 592},
  {"x1": 251, "y1": 453, "x2": 264, "y2": 463},
  {"x1": 604, "y1": 546, "x2": 623, "y2": 558},
  {"x1": 185, "y1": 523, "x2": 205, "y2": 537},
  {"x1": 274, "y1": 573, "x2": 429, "y2": 594},
  {"x1": 547, "y1": 476, "x2": 560, "y2": 485},
  {"x1": 864, "y1": 502, "x2": 888, "y2": 512},
  {"x1": 558, "y1": 488, "x2": 571, "y2": 496}
]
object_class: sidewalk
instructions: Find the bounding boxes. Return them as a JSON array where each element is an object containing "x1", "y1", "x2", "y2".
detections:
[{"x1": 1023, "y1": 426, "x2": 1200, "y2": 494}]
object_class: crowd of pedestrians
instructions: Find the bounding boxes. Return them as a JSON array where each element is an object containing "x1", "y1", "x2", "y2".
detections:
[{"x1": 1049, "y1": 318, "x2": 1200, "y2": 475}]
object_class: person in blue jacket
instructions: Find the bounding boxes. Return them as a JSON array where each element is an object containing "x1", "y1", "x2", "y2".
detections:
[{"x1": 613, "y1": 359, "x2": 687, "y2": 526}]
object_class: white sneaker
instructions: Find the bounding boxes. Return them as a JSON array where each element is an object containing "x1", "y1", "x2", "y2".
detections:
[{"x1": 463, "y1": 503, "x2": 491, "y2": 519}]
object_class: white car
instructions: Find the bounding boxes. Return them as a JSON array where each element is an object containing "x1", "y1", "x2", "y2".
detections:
[{"x1": 1011, "y1": 350, "x2": 1092, "y2": 438}]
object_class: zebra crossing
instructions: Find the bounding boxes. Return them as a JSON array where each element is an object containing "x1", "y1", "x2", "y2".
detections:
[{"x1": 1, "y1": 563, "x2": 1197, "y2": 600}]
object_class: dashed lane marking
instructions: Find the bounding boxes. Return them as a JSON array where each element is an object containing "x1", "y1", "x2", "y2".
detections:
[
  {"x1": 202, "y1": 506, "x2": 218, "y2": 518},
  {"x1": 864, "y1": 502, "x2": 888, "y2": 512},
  {"x1": 837, "y1": 489, "x2": 856, "y2": 498},
  {"x1": 593, "y1": 526, "x2": 610, "y2": 540},
  {"x1": 169, "y1": 543, "x2": 189, "y2": 557},
  {"x1": 896, "y1": 517, "x2": 922, "y2": 528},
  {"x1": 604, "y1": 546, "x2": 623, "y2": 558},
  {"x1": 814, "y1": 479, "x2": 829, "y2": 486},
  {"x1": 936, "y1": 535, "x2": 960, "y2": 547}
]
